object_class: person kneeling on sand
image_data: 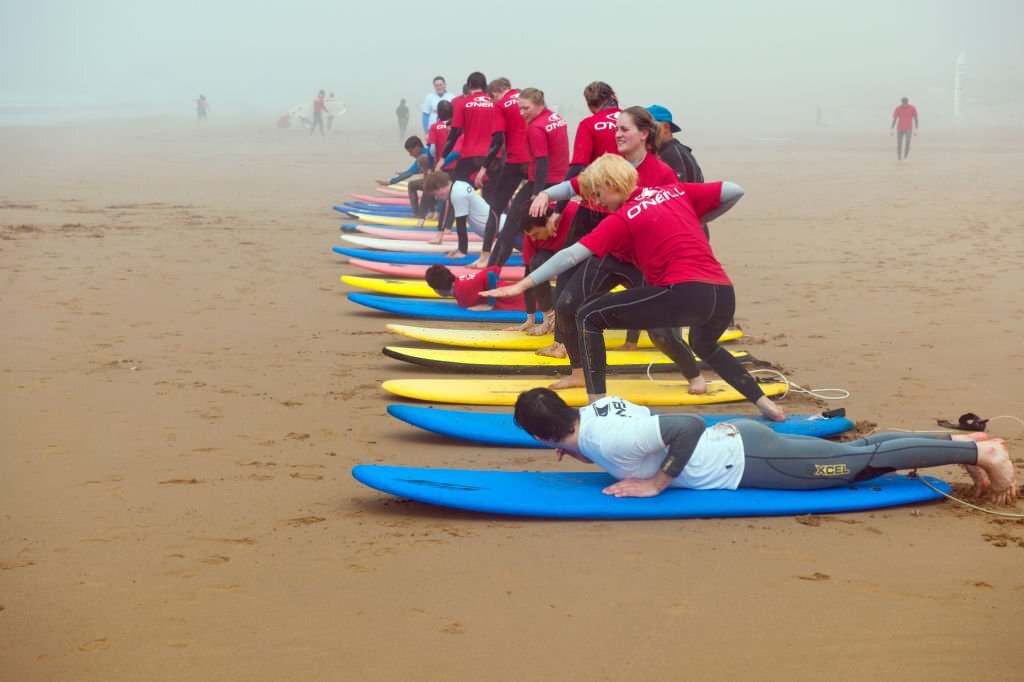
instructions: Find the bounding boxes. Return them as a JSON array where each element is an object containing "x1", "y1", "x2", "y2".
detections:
[
  {"x1": 514, "y1": 388, "x2": 1020, "y2": 504},
  {"x1": 424, "y1": 264, "x2": 525, "y2": 312}
]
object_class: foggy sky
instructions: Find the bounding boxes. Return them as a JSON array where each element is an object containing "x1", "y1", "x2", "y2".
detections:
[{"x1": 1, "y1": 0, "x2": 1022, "y2": 131}]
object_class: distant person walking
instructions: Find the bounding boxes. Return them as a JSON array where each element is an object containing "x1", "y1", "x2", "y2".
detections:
[
  {"x1": 422, "y1": 76, "x2": 454, "y2": 135},
  {"x1": 326, "y1": 92, "x2": 339, "y2": 132},
  {"x1": 310, "y1": 89, "x2": 327, "y2": 136},
  {"x1": 396, "y1": 99, "x2": 410, "y2": 140},
  {"x1": 890, "y1": 97, "x2": 918, "y2": 161},
  {"x1": 195, "y1": 95, "x2": 209, "y2": 124}
]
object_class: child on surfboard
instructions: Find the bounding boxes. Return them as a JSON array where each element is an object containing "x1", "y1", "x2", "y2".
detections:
[{"x1": 425, "y1": 264, "x2": 525, "y2": 312}]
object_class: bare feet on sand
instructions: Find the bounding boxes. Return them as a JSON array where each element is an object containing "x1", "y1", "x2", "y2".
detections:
[
  {"x1": 687, "y1": 375, "x2": 708, "y2": 395},
  {"x1": 549, "y1": 370, "x2": 585, "y2": 390},
  {"x1": 536, "y1": 342, "x2": 566, "y2": 359},
  {"x1": 755, "y1": 396, "x2": 786, "y2": 422},
  {"x1": 976, "y1": 438, "x2": 1018, "y2": 505}
]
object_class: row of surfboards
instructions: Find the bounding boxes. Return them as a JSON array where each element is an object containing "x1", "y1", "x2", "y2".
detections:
[{"x1": 337, "y1": 182, "x2": 948, "y2": 518}]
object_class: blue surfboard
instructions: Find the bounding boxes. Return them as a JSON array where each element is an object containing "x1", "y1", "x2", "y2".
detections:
[
  {"x1": 351, "y1": 466, "x2": 950, "y2": 519},
  {"x1": 335, "y1": 203, "x2": 415, "y2": 216},
  {"x1": 348, "y1": 293, "x2": 543, "y2": 323},
  {"x1": 334, "y1": 246, "x2": 524, "y2": 267},
  {"x1": 386, "y1": 405, "x2": 856, "y2": 448}
]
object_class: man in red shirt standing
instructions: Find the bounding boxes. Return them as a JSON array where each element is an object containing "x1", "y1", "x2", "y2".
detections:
[
  {"x1": 890, "y1": 97, "x2": 918, "y2": 161},
  {"x1": 310, "y1": 89, "x2": 327, "y2": 137}
]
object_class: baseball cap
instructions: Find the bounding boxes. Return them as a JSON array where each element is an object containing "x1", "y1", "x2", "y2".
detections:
[{"x1": 646, "y1": 104, "x2": 681, "y2": 133}]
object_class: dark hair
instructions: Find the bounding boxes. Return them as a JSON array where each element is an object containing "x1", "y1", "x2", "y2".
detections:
[
  {"x1": 437, "y1": 99, "x2": 453, "y2": 121},
  {"x1": 620, "y1": 106, "x2": 661, "y2": 154},
  {"x1": 467, "y1": 71, "x2": 487, "y2": 91},
  {"x1": 404, "y1": 135, "x2": 424, "y2": 151},
  {"x1": 583, "y1": 81, "x2": 618, "y2": 110},
  {"x1": 423, "y1": 171, "x2": 451, "y2": 193},
  {"x1": 520, "y1": 206, "x2": 552, "y2": 233},
  {"x1": 513, "y1": 388, "x2": 579, "y2": 443},
  {"x1": 433, "y1": 76, "x2": 446, "y2": 84},
  {"x1": 425, "y1": 264, "x2": 455, "y2": 292},
  {"x1": 487, "y1": 77, "x2": 512, "y2": 95}
]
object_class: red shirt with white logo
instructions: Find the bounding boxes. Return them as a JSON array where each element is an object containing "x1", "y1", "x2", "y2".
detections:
[
  {"x1": 579, "y1": 183, "x2": 729, "y2": 286},
  {"x1": 453, "y1": 266, "x2": 525, "y2": 310},
  {"x1": 452, "y1": 92, "x2": 496, "y2": 158},
  {"x1": 525, "y1": 109, "x2": 569, "y2": 183},
  {"x1": 571, "y1": 108, "x2": 621, "y2": 165},
  {"x1": 428, "y1": 120, "x2": 458, "y2": 170},
  {"x1": 892, "y1": 104, "x2": 918, "y2": 132},
  {"x1": 569, "y1": 152, "x2": 677, "y2": 204},
  {"x1": 496, "y1": 89, "x2": 529, "y2": 164},
  {"x1": 522, "y1": 199, "x2": 577, "y2": 264}
]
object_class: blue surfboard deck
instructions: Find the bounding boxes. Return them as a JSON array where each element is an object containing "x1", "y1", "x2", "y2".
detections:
[
  {"x1": 351, "y1": 466, "x2": 950, "y2": 519},
  {"x1": 386, "y1": 405, "x2": 856, "y2": 448},
  {"x1": 334, "y1": 246, "x2": 524, "y2": 267},
  {"x1": 335, "y1": 203, "x2": 415, "y2": 215},
  {"x1": 348, "y1": 293, "x2": 543, "y2": 323}
]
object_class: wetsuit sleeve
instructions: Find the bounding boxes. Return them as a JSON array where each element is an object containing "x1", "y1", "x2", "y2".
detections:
[
  {"x1": 542, "y1": 181, "x2": 574, "y2": 202},
  {"x1": 701, "y1": 182, "x2": 743, "y2": 222},
  {"x1": 532, "y1": 157, "x2": 549, "y2": 196},
  {"x1": 527, "y1": 242, "x2": 593, "y2": 285},
  {"x1": 389, "y1": 158, "x2": 422, "y2": 184},
  {"x1": 656, "y1": 414, "x2": 707, "y2": 478},
  {"x1": 554, "y1": 164, "x2": 588, "y2": 213},
  {"x1": 441, "y1": 127, "x2": 463, "y2": 159},
  {"x1": 482, "y1": 131, "x2": 505, "y2": 168}
]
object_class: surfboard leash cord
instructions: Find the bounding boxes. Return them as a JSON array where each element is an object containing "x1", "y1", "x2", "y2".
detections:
[{"x1": 909, "y1": 472, "x2": 1024, "y2": 518}]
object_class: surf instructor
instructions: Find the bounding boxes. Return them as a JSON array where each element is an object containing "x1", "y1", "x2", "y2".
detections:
[{"x1": 514, "y1": 388, "x2": 1018, "y2": 503}]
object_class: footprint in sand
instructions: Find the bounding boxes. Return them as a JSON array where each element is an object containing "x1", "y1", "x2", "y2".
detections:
[
  {"x1": 78, "y1": 638, "x2": 110, "y2": 652},
  {"x1": 798, "y1": 572, "x2": 831, "y2": 581}
]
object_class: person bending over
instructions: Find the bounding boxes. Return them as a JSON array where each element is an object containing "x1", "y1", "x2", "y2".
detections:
[
  {"x1": 425, "y1": 264, "x2": 525, "y2": 312},
  {"x1": 423, "y1": 171, "x2": 491, "y2": 258},
  {"x1": 514, "y1": 388, "x2": 1019, "y2": 504},
  {"x1": 483, "y1": 154, "x2": 775, "y2": 416}
]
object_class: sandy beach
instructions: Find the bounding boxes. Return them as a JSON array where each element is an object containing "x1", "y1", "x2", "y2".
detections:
[{"x1": 1, "y1": 118, "x2": 1022, "y2": 680}]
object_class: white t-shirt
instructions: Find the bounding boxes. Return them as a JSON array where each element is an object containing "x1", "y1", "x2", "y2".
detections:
[
  {"x1": 422, "y1": 91, "x2": 454, "y2": 128},
  {"x1": 577, "y1": 396, "x2": 745, "y2": 490},
  {"x1": 450, "y1": 181, "x2": 489, "y2": 236}
]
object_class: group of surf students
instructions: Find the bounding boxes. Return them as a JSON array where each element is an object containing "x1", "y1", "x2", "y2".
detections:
[{"x1": 374, "y1": 71, "x2": 1017, "y2": 504}]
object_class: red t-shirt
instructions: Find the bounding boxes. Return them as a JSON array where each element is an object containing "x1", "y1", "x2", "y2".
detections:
[
  {"x1": 522, "y1": 199, "x2": 577, "y2": 264},
  {"x1": 452, "y1": 91, "x2": 497, "y2": 158},
  {"x1": 525, "y1": 109, "x2": 570, "y2": 182},
  {"x1": 893, "y1": 104, "x2": 917, "y2": 132},
  {"x1": 453, "y1": 266, "x2": 525, "y2": 310},
  {"x1": 428, "y1": 120, "x2": 458, "y2": 170},
  {"x1": 571, "y1": 108, "x2": 621, "y2": 165},
  {"x1": 568, "y1": 151, "x2": 676, "y2": 209},
  {"x1": 496, "y1": 89, "x2": 529, "y2": 164},
  {"x1": 579, "y1": 183, "x2": 730, "y2": 286},
  {"x1": 313, "y1": 95, "x2": 325, "y2": 113}
]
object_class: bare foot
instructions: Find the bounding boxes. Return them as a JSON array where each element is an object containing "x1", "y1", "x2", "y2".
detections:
[
  {"x1": 446, "y1": 250, "x2": 467, "y2": 259},
  {"x1": 977, "y1": 439, "x2": 1018, "y2": 505},
  {"x1": 502, "y1": 320, "x2": 533, "y2": 332},
  {"x1": 427, "y1": 234, "x2": 444, "y2": 245},
  {"x1": 951, "y1": 432, "x2": 990, "y2": 443},
  {"x1": 528, "y1": 315, "x2": 556, "y2": 336},
  {"x1": 415, "y1": 219, "x2": 426, "y2": 227},
  {"x1": 961, "y1": 463, "x2": 991, "y2": 499},
  {"x1": 548, "y1": 372, "x2": 585, "y2": 390},
  {"x1": 536, "y1": 342, "x2": 567, "y2": 359},
  {"x1": 687, "y1": 375, "x2": 708, "y2": 395},
  {"x1": 425, "y1": 212, "x2": 438, "y2": 221},
  {"x1": 618, "y1": 341, "x2": 639, "y2": 351},
  {"x1": 468, "y1": 255, "x2": 489, "y2": 269},
  {"x1": 756, "y1": 396, "x2": 786, "y2": 422}
]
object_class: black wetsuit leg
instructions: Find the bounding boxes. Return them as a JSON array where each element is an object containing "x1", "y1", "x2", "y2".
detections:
[
  {"x1": 487, "y1": 183, "x2": 531, "y2": 268},
  {"x1": 576, "y1": 282, "x2": 760, "y2": 399},
  {"x1": 482, "y1": 163, "x2": 528, "y2": 255},
  {"x1": 734, "y1": 420, "x2": 977, "y2": 489}
]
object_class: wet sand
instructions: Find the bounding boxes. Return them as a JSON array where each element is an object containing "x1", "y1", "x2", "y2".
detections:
[{"x1": 1, "y1": 118, "x2": 1022, "y2": 680}]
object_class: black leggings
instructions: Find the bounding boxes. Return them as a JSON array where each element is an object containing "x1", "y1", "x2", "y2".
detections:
[
  {"x1": 735, "y1": 420, "x2": 977, "y2": 489},
  {"x1": 897, "y1": 130, "x2": 912, "y2": 159},
  {"x1": 577, "y1": 281, "x2": 760, "y2": 399},
  {"x1": 438, "y1": 157, "x2": 485, "y2": 233},
  {"x1": 482, "y1": 163, "x2": 528, "y2": 254},
  {"x1": 487, "y1": 182, "x2": 531, "y2": 268},
  {"x1": 558, "y1": 255, "x2": 699, "y2": 379}
]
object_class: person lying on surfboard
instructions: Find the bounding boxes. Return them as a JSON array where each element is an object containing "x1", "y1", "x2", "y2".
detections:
[
  {"x1": 425, "y1": 264, "x2": 525, "y2": 312},
  {"x1": 483, "y1": 153, "x2": 784, "y2": 421},
  {"x1": 514, "y1": 388, "x2": 1019, "y2": 503}
]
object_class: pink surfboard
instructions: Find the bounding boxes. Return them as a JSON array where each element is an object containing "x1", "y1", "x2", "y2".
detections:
[
  {"x1": 347, "y1": 258, "x2": 526, "y2": 280},
  {"x1": 377, "y1": 187, "x2": 412, "y2": 197},
  {"x1": 355, "y1": 225, "x2": 483, "y2": 242},
  {"x1": 351, "y1": 193, "x2": 410, "y2": 205}
]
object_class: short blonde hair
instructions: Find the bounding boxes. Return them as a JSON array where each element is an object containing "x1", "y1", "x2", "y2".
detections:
[{"x1": 577, "y1": 154, "x2": 638, "y2": 203}]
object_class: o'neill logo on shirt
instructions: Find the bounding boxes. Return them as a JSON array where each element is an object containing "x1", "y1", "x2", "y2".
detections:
[
  {"x1": 465, "y1": 101, "x2": 494, "y2": 108},
  {"x1": 503, "y1": 95, "x2": 520, "y2": 108},
  {"x1": 626, "y1": 186, "x2": 685, "y2": 219},
  {"x1": 592, "y1": 111, "x2": 620, "y2": 131},
  {"x1": 544, "y1": 115, "x2": 567, "y2": 133}
]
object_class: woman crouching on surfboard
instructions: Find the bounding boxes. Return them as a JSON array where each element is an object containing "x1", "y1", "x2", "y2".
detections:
[
  {"x1": 483, "y1": 153, "x2": 785, "y2": 421},
  {"x1": 514, "y1": 388, "x2": 1019, "y2": 503}
]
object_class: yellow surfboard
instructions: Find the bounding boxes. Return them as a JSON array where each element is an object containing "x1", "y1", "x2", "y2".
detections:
[
  {"x1": 384, "y1": 323, "x2": 744, "y2": 350},
  {"x1": 349, "y1": 212, "x2": 439, "y2": 228},
  {"x1": 382, "y1": 346, "x2": 755, "y2": 374},
  {"x1": 381, "y1": 377, "x2": 786, "y2": 407},
  {"x1": 342, "y1": 275, "x2": 440, "y2": 298}
]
